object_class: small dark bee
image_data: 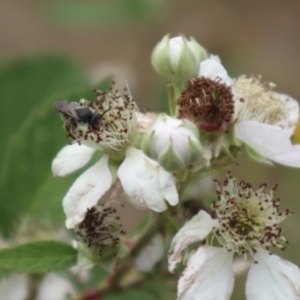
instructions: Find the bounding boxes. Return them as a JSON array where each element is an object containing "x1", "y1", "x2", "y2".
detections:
[{"x1": 53, "y1": 100, "x2": 111, "y2": 128}]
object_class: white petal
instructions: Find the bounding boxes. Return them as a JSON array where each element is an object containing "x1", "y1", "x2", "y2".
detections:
[
  {"x1": 178, "y1": 246, "x2": 234, "y2": 300},
  {"x1": 278, "y1": 93, "x2": 299, "y2": 136},
  {"x1": 246, "y1": 252, "x2": 300, "y2": 300},
  {"x1": 36, "y1": 273, "x2": 76, "y2": 300},
  {"x1": 168, "y1": 210, "x2": 219, "y2": 272},
  {"x1": 270, "y1": 144, "x2": 300, "y2": 167},
  {"x1": 63, "y1": 154, "x2": 112, "y2": 229},
  {"x1": 134, "y1": 234, "x2": 164, "y2": 272},
  {"x1": 52, "y1": 144, "x2": 95, "y2": 177},
  {"x1": 235, "y1": 121, "x2": 292, "y2": 157},
  {"x1": 232, "y1": 257, "x2": 253, "y2": 276},
  {"x1": 117, "y1": 147, "x2": 179, "y2": 212},
  {"x1": 0, "y1": 274, "x2": 28, "y2": 300},
  {"x1": 199, "y1": 56, "x2": 233, "y2": 87}
]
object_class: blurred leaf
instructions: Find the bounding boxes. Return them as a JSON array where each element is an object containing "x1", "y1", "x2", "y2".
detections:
[
  {"x1": 105, "y1": 289, "x2": 155, "y2": 300},
  {"x1": 104, "y1": 278, "x2": 175, "y2": 300},
  {"x1": 0, "y1": 82, "x2": 110, "y2": 235},
  {"x1": 0, "y1": 55, "x2": 88, "y2": 168},
  {"x1": 0, "y1": 241, "x2": 77, "y2": 273},
  {"x1": 46, "y1": 0, "x2": 166, "y2": 27},
  {"x1": 0, "y1": 55, "x2": 112, "y2": 235},
  {"x1": 85, "y1": 266, "x2": 108, "y2": 289},
  {"x1": 142, "y1": 278, "x2": 175, "y2": 300}
]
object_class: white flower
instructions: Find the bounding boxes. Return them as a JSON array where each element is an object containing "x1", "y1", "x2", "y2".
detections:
[
  {"x1": 74, "y1": 203, "x2": 125, "y2": 261},
  {"x1": 178, "y1": 56, "x2": 300, "y2": 167},
  {"x1": 53, "y1": 88, "x2": 178, "y2": 228},
  {"x1": 233, "y1": 76, "x2": 300, "y2": 167},
  {"x1": 118, "y1": 147, "x2": 178, "y2": 212},
  {"x1": 178, "y1": 56, "x2": 236, "y2": 160},
  {"x1": 199, "y1": 58, "x2": 300, "y2": 167},
  {"x1": 142, "y1": 113, "x2": 202, "y2": 171},
  {"x1": 168, "y1": 174, "x2": 300, "y2": 300}
]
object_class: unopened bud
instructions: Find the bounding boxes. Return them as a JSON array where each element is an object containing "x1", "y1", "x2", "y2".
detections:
[
  {"x1": 151, "y1": 35, "x2": 207, "y2": 83},
  {"x1": 142, "y1": 114, "x2": 202, "y2": 172}
]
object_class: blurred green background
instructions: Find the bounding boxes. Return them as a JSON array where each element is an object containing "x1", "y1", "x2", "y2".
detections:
[{"x1": 1, "y1": 0, "x2": 300, "y2": 299}]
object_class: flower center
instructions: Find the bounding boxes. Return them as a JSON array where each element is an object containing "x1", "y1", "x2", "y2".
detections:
[
  {"x1": 75, "y1": 203, "x2": 126, "y2": 258},
  {"x1": 178, "y1": 77, "x2": 234, "y2": 132},
  {"x1": 212, "y1": 173, "x2": 291, "y2": 256},
  {"x1": 233, "y1": 75, "x2": 288, "y2": 125},
  {"x1": 64, "y1": 86, "x2": 137, "y2": 154}
]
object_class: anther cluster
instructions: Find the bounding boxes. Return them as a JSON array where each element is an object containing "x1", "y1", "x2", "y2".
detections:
[
  {"x1": 233, "y1": 75, "x2": 287, "y2": 125},
  {"x1": 66, "y1": 85, "x2": 137, "y2": 153},
  {"x1": 178, "y1": 77, "x2": 234, "y2": 132},
  {"x1": 75, "y1": 203, "x2": 126, "y2": 257},
  {"x1": 211, "y1": 173, "x2": 291, "y2": 256}
]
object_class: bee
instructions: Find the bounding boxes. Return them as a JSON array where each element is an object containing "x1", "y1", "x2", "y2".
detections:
[{"x1": 53, "y1": 100, "x2": 111, "y2": 128}]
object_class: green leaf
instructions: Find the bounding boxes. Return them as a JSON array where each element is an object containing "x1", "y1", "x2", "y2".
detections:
[
  {"x1": 45, "y1": 0, "x2": 166, "y2": 27},
  {"x1": 0, "y1": 241, "x2": 77, "y2": 273},
  {"x1": 0, "y1": 84, "x2": 109, "y2": 235},
  {"x1": 0, "y1": 55, "x2": 88, "y2": 168},
  {"x1": 0, "y1": 54, "x2": 112, "y2": 235}
]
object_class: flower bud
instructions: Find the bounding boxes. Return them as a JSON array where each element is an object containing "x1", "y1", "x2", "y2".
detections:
[
  {"x1": 151, "y1": 35, "x2": 207, "y2": 83},
  {"x1": 142, "y1": 114, "x2": 202, "y2": 172}
]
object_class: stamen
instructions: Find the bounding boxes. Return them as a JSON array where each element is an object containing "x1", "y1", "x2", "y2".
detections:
[
  {"x1": 234, "y1": 75, "x2": 288, "y2": 125},
  {"x1": 212, "y1": 173, "x2": 291, "y2": 256},
  {"x1": 178, "y1": 77, "x2": 234, "y2": 132},
  {"x1": 75, "y1": 203, "x2": 125, "y2": 257},
  {"x1": 62, "y1": 85, "x2": 137, "y2": 154}
]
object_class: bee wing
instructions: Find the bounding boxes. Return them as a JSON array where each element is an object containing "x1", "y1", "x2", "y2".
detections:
[{"x1": 53, "y1": 100, "x2": 80, "y2": 120}]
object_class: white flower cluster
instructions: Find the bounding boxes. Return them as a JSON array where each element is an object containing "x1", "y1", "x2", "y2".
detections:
[{"x1": 52, "y1": 35, "x2": 300, "y2": 298}]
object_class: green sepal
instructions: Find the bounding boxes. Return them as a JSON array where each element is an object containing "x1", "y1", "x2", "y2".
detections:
[
  {"x1": 245, "y1": 146, "x2": 274, "y2": 166},
  {"x1": 158, "y1": 143, "x2": 185, "y2": 172},
  {"x1": 141, "y1": 130, "x2": 156, "y2": 159}
]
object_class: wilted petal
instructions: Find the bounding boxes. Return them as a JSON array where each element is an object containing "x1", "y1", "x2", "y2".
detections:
[
  {"x1": 118, "y1": 147, "x2": 179, "y2": 212},
  {"x1": 63, "y1": 154, "x2": 112, "y2": 229},
  {"x1": 270, "y1": 145, "x2": 300, "y2": 167},
  {"x1": 246, "y1": 252, "x2": 300, "y2": 300},
  {"x1": 178, "y1": 246, "x2": 234, "y2": 300},
  {"x1": 134, "y1": 234, "x2": 164, "y2": 272},
  {"x1": 0, "y1": 274, "x2": 28, "y2": 300},
  {"x1": 169, "y1": 210, "x2": 219, "y2": 272},
  {"x1": 235, "y1": 121, "x2": 292, "y2": 157},
  {"x1": 36, "y1": 273, "x2": 76, "y2": 300},
  {"x1": 52, "y1": 144, "x2": 95, "y2": 177}
]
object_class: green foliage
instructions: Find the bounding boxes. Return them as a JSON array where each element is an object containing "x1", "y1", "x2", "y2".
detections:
[
  {"x1": 105, "y1": 289, "x2": 155, "y2": 300},
  {"x1": 0, "y1": 241, "x2": 77, "y2": 273},
  {"x1": 45, "y1": 0, "x2": 166, "y2": 27},
  {"x1": 141, "y1": 278, "x2": 176, "y2": 300},
  {"x1": 0, "y1": 55, "x2": 87, "y2": 167},
  {"x1": 104, "y1": 278, "x2": 175, "y2": 300},
  {"x1": 84, "y1": 266, "x2": 109, "y2": 289},
  {"x1": 0, "y1": 55, "x2": 110, "y2": 236}
]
